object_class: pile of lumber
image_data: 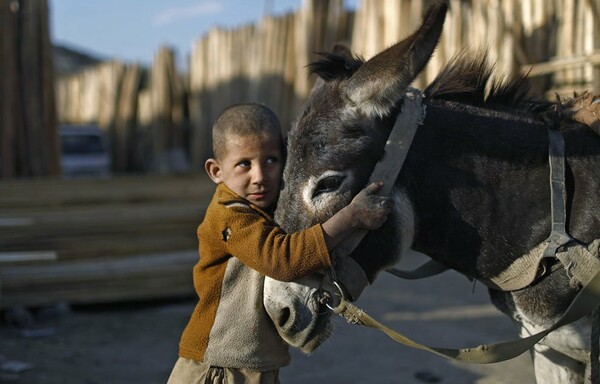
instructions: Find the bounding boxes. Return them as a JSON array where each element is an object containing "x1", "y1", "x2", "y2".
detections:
[{"x1": 0, "y1": 174, "x2": 214, "y2": 308}]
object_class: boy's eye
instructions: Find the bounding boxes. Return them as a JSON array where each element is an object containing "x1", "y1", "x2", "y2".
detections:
[
  {"x1": 237, "y1": 160, "x2": 251, "y2": 167},
  {"x1": 266, "y1": 157, "x2": 279, "y2": 164}
]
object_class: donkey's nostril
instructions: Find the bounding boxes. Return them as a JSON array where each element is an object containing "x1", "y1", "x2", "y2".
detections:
[{"x1": 277, "y1": 307, "x2": 291, "y2": 328}]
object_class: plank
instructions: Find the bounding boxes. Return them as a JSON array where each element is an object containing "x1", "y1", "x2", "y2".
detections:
[
  {"x1": 524, "y1": 51, "x2": 600, "y2": 77},
  {"x1": 0, "y1": 250, "x2": 197, "y2": 307},
  {"x1": 0, "y1": 251, "x2": 57, "y2": 265}
]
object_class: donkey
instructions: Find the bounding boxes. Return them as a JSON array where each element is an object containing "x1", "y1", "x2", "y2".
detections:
[{"x1": 263, "y1": 1, "x2": 600, "y2": 383}]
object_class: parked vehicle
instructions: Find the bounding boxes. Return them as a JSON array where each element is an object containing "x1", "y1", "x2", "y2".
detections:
[{"x1": 60, "y1": 124, "x2": 111, "y2": 178}]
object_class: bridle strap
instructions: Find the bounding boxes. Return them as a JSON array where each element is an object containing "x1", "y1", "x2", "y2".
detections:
[{"x1": 334, "y1": 88, "x2": 424, "y2": 258}]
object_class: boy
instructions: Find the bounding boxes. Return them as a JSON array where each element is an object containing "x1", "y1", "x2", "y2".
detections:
[{"x1": 168, "y1": 103, "x2": 391, "y2": 383}]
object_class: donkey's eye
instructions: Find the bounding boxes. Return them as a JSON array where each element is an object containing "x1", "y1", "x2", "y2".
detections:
[{"x1": 312, "y1": 175, "x2": 345, "y2": 198}]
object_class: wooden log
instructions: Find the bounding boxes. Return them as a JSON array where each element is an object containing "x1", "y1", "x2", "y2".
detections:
[
  {"x1": 0, "y1": 251, "x2": 57, "y2": 265},
  {"x1": 114, "y1": 65, "x2": 143, "y2": 172},
  {"x1": 0, "y1": 174, "x2": 213, "y2": 307},
  {"x1": 21, "y1": 0, "x2": 43, "y2": 177},
  {"x1": 0, "y1": 0, "x2": 20, "y2": 178},
  {"x1": 0, "y1": 202, "x2": 205, "y2": 243},
  {"x1": 189, "y1": 36, "x2": 211, "y2": 169},
  {"x1": 523, "y1": 51, "x2": 600, "y2": 77},
  {"x1": 294, "y1": 1, "x2": 314, "y2": 101},
  {"x1": 593, "y1": 0, "x2": 600, "y2": 91},
  {"x1": 39, "y1": 0, "x2": 60, "y2": 176},
  {"x1": 2, "y1": 250, "x2": 196, "y2": 285},
  {"x1": 0, "y1": 0, "x2": 57, "y2": 177},
  {"x1": 0, "y1": 173, "x2": 213, "y2": 210},
  {"x1": 0, "y1": 231, "x2": 196, "y2": 262},
  {"x1": 281, "y1": 13, "x2": 297, "y2": 132},
  {"x1": 0, "y1": 250, "x2": 198, "y2": 307}
]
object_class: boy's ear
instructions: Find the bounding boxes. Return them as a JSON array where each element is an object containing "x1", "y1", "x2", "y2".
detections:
[{"x1": 205, "y1": 158, "x2": 222, "y2": 184}]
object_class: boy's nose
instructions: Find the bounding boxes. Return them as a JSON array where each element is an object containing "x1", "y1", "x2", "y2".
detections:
[{"x1": 252, "y1": 166, "x2": 267, "y2": 184}]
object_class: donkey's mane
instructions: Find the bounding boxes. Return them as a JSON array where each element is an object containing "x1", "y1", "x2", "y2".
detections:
[
  {"x1": 308, "y1": 48, "x2": 553, "y2": 114},
  {"x1": 425, "y1": 50, "x2": 552, "y2": 114}
]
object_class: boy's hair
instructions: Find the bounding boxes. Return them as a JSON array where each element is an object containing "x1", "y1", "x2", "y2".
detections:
[{"x1": 212, "y1": 103, "x2": 283, "y2": 160}]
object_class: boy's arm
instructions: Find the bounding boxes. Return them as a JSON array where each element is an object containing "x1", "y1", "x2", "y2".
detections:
[
  {"x1": 218, "y1": 181, "x2": 391, "y2": 282},
  {"x1": 321, "y1": 181, "x2": 392, "y2": 250}
]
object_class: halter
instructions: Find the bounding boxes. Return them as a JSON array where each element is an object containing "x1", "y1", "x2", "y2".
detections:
[{"x1": 315, "y1": 87, "x2": 426, "y2": 304}]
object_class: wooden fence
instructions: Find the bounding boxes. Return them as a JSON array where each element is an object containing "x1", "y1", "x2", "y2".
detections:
[
  {"x1": 0, "y1": 0, "x2": 59, "y2": 178},
  {"x1": 54, "y1": 0, "x2": 599, "y2": 176},
  {"x1": 56, "y1": 0, "x2": 351, "y2": 172},
  {"x1": 352, "y1": 0, "x2": 600, "y2": 95}
]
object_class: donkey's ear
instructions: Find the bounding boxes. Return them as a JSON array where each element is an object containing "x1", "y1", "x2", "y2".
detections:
[
  {"x1": 331, "y1": 42, "x2": 353, "y2": 59},
  {"x1": 343, "y1": 0, "x2": 447, "y2": 118},
  {"x1": 308, "y1": 42, "x2": 360, "y2": 94}
]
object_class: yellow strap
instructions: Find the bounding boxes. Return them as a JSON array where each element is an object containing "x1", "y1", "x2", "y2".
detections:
[{"x1": 334, "y1": 267, "x2": 600, "y2": 364}]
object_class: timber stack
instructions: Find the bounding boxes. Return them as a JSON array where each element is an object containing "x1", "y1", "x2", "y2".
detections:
[{"x1": 0, "y1": 174, "x2": 213, "y2": 308}]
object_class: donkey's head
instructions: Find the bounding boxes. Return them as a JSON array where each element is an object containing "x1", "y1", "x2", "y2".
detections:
[{"x1": 264, "y1": 1, "x2": 448, "y2": 353}]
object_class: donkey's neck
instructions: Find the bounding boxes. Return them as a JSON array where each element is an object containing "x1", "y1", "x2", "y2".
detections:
[{"x1": 402, "y1": 99, "x2": 552, "y2": 280}]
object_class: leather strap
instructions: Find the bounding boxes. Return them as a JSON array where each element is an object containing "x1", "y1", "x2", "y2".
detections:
[
  {"x1": 543, "y1": 128, "x2": 573, "y2": 258},
  {"x1": 334, "y1": 89, "x2": 424, "y2": 258},
  {"x1": 386, "y1": 259, "x2": 449, "y2": 279},
  {"x1": 332, "y1": 265, "x2": 600, "y2": 364}
]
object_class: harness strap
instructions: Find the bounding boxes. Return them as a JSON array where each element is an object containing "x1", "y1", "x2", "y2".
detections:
[
  {"x1": 386, "y1": 259, "x2": 449, "y2": 280},
  {"x1": 332, "y1": 265, "x2": 600, "y2": 364},
  {"x1": 335, "y1": 88, "x2": 424, "y2": 259},
  {"x1": 388, "y1": 128, "x2": 575, "y2": 290},
  {"x1": 479, "y1": 129, "x2": 575, "y2": 291},
  {"x1": 543, "y1": 128, "x2": 574, "y2": 258}
]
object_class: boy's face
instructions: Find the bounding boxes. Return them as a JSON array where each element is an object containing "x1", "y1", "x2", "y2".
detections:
[{"x1": 206, "y1": 133, "x2": 283, "y2": 209}]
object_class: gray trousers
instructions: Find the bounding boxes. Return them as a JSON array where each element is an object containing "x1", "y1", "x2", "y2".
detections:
[{"x1": 167, "y1": 357, "x2": 280, "y2": 384}]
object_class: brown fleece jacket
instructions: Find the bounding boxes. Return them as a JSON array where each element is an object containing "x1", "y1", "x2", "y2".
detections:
[{"x1": 178, "y1": 183, "x2": 331, "y2": 371}]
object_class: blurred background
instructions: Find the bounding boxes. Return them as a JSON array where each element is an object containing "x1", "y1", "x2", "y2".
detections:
[{"x1": 0, "y1": 0, "x2": 598, "y2": 382}]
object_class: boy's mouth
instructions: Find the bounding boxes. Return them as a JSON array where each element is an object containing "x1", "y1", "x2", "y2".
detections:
[{"x1": 248, "y1": 191, "x2": 268, "y2": 200}]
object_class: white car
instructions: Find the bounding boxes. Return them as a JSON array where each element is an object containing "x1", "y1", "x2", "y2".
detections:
[{"x1": 60, "y1": 124, "x2": 111, "y2": 178}]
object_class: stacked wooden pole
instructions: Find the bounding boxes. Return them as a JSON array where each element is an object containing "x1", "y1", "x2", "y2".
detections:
[
  {"x1": 148, "y1": 47, "x2": 187, "y2": 172},
  {"x1": 0, "y1": 174, "x2": 214, "y2": 307},
  {"x1": 54, "y1": 0, "x2": 597, "y2": 176},
  {"x1": 0, "y1": 0, "x2": 59, "y2": 178},
  {"x1": 56, "y1": 50, "x2": 190, "y2": 174},
  {"x1": 351, "y1": 0, "x2": 598, "y2": 97},
  {"x1": 187, "y1": 0, "x2": 351, "y2": 169},
  {"x1": 352, "y1": 0, "x2": 518, "y2": 89},
  {"x1": 114, "y1": 65, "x2": 143, "y2": 172}
]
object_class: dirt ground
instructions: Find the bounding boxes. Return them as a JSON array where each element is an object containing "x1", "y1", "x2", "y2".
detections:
[{"x1": 0, "y1": 252, "x2": 536, "y2": 384}]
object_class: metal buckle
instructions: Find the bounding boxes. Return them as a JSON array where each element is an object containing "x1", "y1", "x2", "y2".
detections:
[{"x1": 324, "y1": 269, "x2": 346, "y2": 311}]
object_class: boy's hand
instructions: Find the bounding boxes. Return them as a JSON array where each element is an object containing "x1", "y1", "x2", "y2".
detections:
[
  {"x1": 349, "y1": 181, "x2": 393, "y2": 230},
  {"x1": 321, "y1": 181, "x2": 393, "y2": 252}
]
